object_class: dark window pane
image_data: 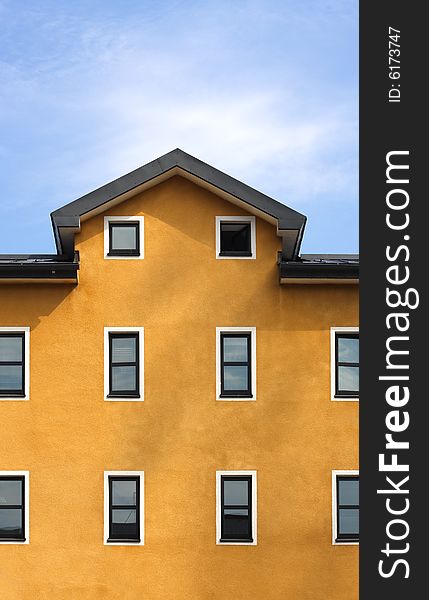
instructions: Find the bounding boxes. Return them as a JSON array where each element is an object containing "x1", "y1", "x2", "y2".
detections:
[
  {"x1": 0, "y1": 480, "x2": 22, "y2": 505},
  {"x1": 111, "y1": 225, "x2": 137, "y2": 250},
  {"x1": 111, "y1": 366, "x2": 136, "y2": 391},
  {"x1": 223, "y1": 366, "x2": 248, "y2": 391},
  {"x1": 0, "y1": 508, "x2": 23, "y2": 538},
  {"x1": 112, "y1": 480, "x2": 137, "y2": 506},
  {"x1": 220, "y1": 222, "x2": 251, "y2": 254},
  {"x1": 0, "y1": 365, "x2": 22, "y2": 390},
  {"x1": 110, "y1": 508, "x2": 138, "y2": 539},
  {"x1": 338, "y1": 366, "x2": 359, "y2": 392},
  {"x1": 338, "y1": 479, "x2": 359, "y2": 505},
  {"x1": 339, "y1": 508, "x2": 359, "y2": 535},
  {"x1": 338, "y1": 337, "x2": 359, "y2": 363},
  {"x1": 222, "y1": 512, "x2": 250, "y2": 536},
  {"x1": 223, "y1": 480, "x2": 249, "y2": 505},
  {"x1": 223, "y1": 337, "x2": 248, "y2": 362},
  {"x1": 111, "y1": 337, "x2": 136, "y2": 363},
  {"x1": 0, "y1": 337, "x2": 22, "y2": 362}
]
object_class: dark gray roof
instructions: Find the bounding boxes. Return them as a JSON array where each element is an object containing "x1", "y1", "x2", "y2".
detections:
[
  {"x1": 300, "y1": 254, "x2": 359, "y2": 261},
  {"x1": 279, "y1": 253, "x2": 359, "y2": 282},
  {"x1": 0, "y1": 254, "x2": 69, "y2": 263},
  {"x1": 0, "y1": 254, "x2": 79, "y2": 282},
  {"x1": 300, "y1": 254, "x2": 359, "y2": 265}
]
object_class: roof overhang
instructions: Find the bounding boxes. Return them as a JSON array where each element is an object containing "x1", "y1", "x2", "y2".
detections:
[
  {"x1": 279, "y1": 256, "x2": 359, "y2": 284},
  {"x1": 0, "y1": 255, "x2": 79, "y2": 284}
]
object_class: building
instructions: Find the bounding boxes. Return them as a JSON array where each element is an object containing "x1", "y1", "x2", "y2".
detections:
[{"x1": 0, "y1": 149, "x2": 359, "y2": 599}]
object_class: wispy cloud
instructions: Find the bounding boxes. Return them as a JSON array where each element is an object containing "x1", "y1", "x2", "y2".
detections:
[{"x1": 0, "y1": 0, "x2": 358, "y2": 253}]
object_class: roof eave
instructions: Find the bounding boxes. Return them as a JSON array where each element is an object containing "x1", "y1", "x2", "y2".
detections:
[
  {"x1": 279, "y1": 261, "x2": 359, "y2": 284},
  {"x1": 0, "y1": 258, "x2": 79, "y2": 284}
]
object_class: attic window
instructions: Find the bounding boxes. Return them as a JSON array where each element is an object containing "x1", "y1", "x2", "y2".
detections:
[
  {"x1": 104, "y1": 217, "x2": 144, "y2": 260},
  {"x1": 216, "y1": 216, "x2": 256, "y2": 259},
  {"x1": 109, "y1": 223, "x2": 139, "y2": 256}
]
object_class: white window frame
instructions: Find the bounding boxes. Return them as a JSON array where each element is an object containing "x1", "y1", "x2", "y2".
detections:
[
  {"x1": 330, "y1": 327, "x2": 359, "y2": 401},
  {"x1": 0, "y1": 470, "x2": 30, "y2": 544},
  {"x1": 104, "y1": 216, "x2": 145, "y2": 260},
  {"x1": 216, "y1": 327, "x2": 256, "y2": 401},
  {"x1": 215, "y1": 216, "x2": 256, "y2": 259},
  {"x1": 104, "y1": 327, "x2": 144, "y2": 401},
  {"x1": 104, "y1": 470, "x2": 145, "y2": 546},
  {"x1": 0, "y1": 327, "x2": 30, "y2": 401},
  {"x1": 216, "y1": 470, "x2": 257, "y2": 546},
  {"x1": 332, "y1": 469, "x2": 359, "y2": 546}
]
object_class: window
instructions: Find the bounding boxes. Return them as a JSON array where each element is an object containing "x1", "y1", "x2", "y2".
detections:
[
  {"x1": 0, "y1": 327, "x2": 30, "y2": 400},
  {"x1": 0, "y1": 472, "x2": 29, "y2": 544},
  {"x1": 216, "y1": 216, "x2": 256, "y2": 259},
  {"x1": 104, "y1": 216, "x2": 144, "y2": 259},
  {"x1": 104, "y1": 471, "x2": 144, "y2": 545},
  {"x1": 104, "y1": 327, "x2": 144, "y2": 400},
  {"x1": 109, "y1": 222, "x2": 139, "y2": 256},
  {"x1": 109, "y1": 333, "x2": 139, "y2": 397},
  {"x1": 216, "y1": 328, "x2": 256, "y2": 400},
  {"x1": 216, "y1": 471, "x2": 257, "y2": 545},
  {"x1": 332, "y1": 471, "x2": 359, "y2": 544},
  {"x1": 330, "y1": 327, "x2": 359, "y2": 400}
]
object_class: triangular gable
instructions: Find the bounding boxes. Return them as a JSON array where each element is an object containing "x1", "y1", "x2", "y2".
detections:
[{"x1": 51, "y1": 149, "x2": 306, "y2": 260}]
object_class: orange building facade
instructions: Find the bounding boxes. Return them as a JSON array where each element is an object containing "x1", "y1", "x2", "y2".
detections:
[{"x1": 0, "y1": 150, "x2": 359, "y2": 599}]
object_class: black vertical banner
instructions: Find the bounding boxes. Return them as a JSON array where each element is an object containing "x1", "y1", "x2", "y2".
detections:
[{"x1": 360, "y1": 1, "x2": 426, "y2": 598}]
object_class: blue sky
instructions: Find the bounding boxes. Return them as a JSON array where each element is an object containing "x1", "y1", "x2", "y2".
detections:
[{"x1": 0, "y1": 0, "x2": 358, "y2": 254}]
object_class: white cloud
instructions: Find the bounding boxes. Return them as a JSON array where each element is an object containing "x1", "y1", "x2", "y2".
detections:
[
  {"x1": 80, "y1": 86, "x2": 356, "y2": 205},
  {"x1": 0, "y1": 0, "x2": 357, "y2": 226}
]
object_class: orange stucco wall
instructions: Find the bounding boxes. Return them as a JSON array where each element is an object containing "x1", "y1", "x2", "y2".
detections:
[{"x1": 0, "y1": 175, "x2": 358, "y2": 599}]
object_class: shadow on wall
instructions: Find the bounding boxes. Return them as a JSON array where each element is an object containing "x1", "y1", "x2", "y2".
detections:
[{"x1": 0, "y1": 283, "x2": 76, "y2": 331}]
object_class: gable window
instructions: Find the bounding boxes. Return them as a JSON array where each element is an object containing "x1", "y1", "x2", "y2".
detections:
[
  {"x1": 332, "y1": 471, "x2": 359, "y2": 544},
  {"x1": 109, "y1": 222, "x2": 139, "y2": 256},
  {"x1": 220, "y1": 222, "x2": 250, "y2": 255},
  {"x1": 216, "y1": 216, "x2": 256, "y2": 259},
  {"x1": 330, "y1": 327, "x2": 359, "y2": 400},
  {"x1": 104, "y1": 472, "x2": 144, "y2": 545},
  {"x1": 104, "y1": 217, "x2": 144, "y2": 259},
  {"x1": 216, "y1": 471, "x2": 257, "y2": 545},
  {"x1": 0, "y1": 328, "x2": 29, "y2": 400},
  {"x1": 216, "y1": 328, "x2": 256, "y2": 400},
  {"x1": 104, "y1": 328, "x2": 144, "y2": 400},
  {"x1": 0, "y1": 472, "x2": 29, "y2": 544}
]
